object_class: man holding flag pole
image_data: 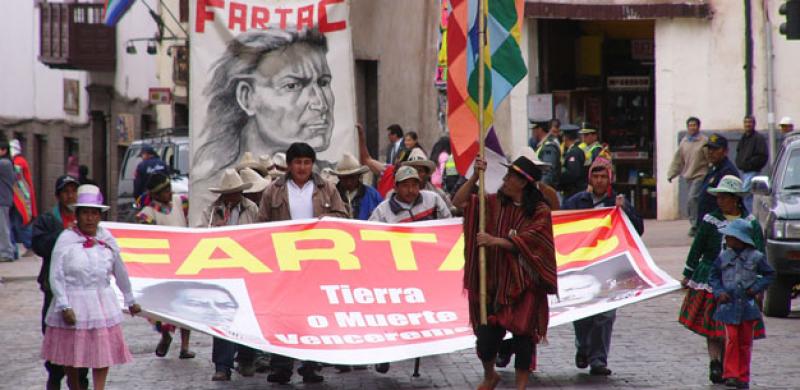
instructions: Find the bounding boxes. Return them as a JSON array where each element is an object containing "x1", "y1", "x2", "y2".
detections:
[{"x1": 448, "y1": 0, "x2": 555, "y2": 389}]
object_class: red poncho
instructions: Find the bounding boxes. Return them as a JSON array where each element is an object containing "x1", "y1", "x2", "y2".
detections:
[{"x1": 463, "y1": 194, "x2": 557, "y2": 340}]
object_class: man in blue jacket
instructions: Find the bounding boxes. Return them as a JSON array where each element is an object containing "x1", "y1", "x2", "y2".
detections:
[
  {"x1": 697, "y1": 134, "x2": 740, "y2": 225},
  {"x1": 332, "y1": 153, "x2": 382, "y2": 220},
  {"x1": 563, "y1": 156, "x2": 643, "y2": 376},
  {"x1": 133, "y1": 144, "x2": 168, "y2": 201}
]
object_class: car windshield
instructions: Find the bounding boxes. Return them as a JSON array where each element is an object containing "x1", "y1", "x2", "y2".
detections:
[
  {"x1": 123, "y1": 146, "x2": 142, "y2": 180},
  {"x1": 780, "y1": 148, "x2": 800, "y2": 190}
]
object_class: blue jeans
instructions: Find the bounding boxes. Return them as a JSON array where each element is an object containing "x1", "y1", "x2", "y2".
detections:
[
  {"x1": 212, "y1": 338, "x2": 256, "y2": 374},
  {"x1": 740, "y1": 171, "x2": 757, "y2": 214},
  {"x1": 574, "y1": 310, "x2": 616, "y2": 369},
  {"x1": 0, "y1": 206, "x2": 15, "y2": 260}
]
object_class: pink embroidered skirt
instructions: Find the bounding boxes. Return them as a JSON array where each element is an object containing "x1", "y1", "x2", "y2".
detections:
[{"x1": 41, "y1": 324, "x2": 132, "y2": 368}]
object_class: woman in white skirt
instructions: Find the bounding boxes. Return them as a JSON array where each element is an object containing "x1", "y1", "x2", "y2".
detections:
[{"x1": 41, "y1": 184, "x2": 140, "y2": 390}]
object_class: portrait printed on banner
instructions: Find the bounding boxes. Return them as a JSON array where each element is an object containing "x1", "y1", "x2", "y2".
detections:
[
  {"x1": 133, "y1": 278, "x2": 264, "y2": 341},
  {"x1": 549, "y1": 253, "x2": 653, "y2": 315},
  {"x1": 192, "y1": 28, "x2": 335, "y2": 190}
]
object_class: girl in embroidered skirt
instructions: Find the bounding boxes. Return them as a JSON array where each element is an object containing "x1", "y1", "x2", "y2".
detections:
[
  {"x1": 41, "y1": 185, "x2": 140, "y2": 390},
  {"x1": 678, "y1": 175, "x2": 764, "y2": 384}
]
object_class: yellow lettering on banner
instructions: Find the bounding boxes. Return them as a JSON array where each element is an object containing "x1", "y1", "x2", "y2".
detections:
[
  {"x1": 273, "y1": 229, "x2": 360, "y2": 271},
  {"x1": 553, "y1": 215, "x2": 612, "y2": 236},
  {"x1": 360, "y1": 231, "x2": 437, "y2": 271},
  {"x1": 120, "y1": 253, "x2": 171, "y2": 264},
  {"x1": 176, "y1": 237, "x2": 272, "y2": 275},
  {"x1": 117, "y1": 238, "x2": 171, "y2": 264},
  {"x1": 117, "y1": 238, "x2": 170, "y2": 249},
  {"x1": 556, "y1": 236, "x2": 619, "y2": 267},
  {"x1": 438, "y1": 234, "x2": 465, "y2": 271}
]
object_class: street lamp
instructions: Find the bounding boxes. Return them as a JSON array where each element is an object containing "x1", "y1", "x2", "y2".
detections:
[{"x1": 146, "y1": 40, "x2": 157, "y2": 55}]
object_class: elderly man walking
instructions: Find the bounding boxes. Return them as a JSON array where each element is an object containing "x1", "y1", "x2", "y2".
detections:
[{"x1": 198, "y1": 169, "x2": 260, "y2": 381}]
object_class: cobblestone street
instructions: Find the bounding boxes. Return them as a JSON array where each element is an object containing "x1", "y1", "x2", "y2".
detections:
[{"x1": 2, "y1": 220, "x2": 798, "y2": 389}]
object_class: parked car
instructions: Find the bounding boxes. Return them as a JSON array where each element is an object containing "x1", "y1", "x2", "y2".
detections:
[
  {"x1": 751, "y1": 132, "x2": 800, "y2": 317},
  {"x1": 117, "y1": 133, "x2": 189, "y2": 222}
]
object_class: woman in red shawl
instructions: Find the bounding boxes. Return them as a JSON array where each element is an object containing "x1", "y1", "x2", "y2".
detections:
[{"x1": 453, "y1": 155, "x2": 557, "y2": 390}]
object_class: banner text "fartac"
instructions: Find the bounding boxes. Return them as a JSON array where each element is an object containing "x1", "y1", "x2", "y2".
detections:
[{"x1": 195, "y1": 0, "x2": 347, "y2": 33}]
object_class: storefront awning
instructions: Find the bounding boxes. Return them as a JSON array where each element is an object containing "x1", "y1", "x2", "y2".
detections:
[{"x1": 525, "y1": 0, "x2": 711, "y2": 20}]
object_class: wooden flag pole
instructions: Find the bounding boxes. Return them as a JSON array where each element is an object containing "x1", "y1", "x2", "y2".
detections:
[{"x1": 477, "y1": 0, "x2": 488, "y2": 325}]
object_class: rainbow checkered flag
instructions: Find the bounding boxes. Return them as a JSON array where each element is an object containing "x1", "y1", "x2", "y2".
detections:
[
  {"x1": 103, "y1": 0, "x2": 136, "y2": 26},
  {"x1": 447, "y1": 0, "x2": 527, "y2": 175}
]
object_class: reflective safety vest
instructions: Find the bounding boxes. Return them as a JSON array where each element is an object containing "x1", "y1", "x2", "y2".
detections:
[
  {"x1": 581, "y1": 142, "x2": 602, "y2": 166},
  {"x1": 444, "y1": 155, "x2": 458, "y2": 176}
]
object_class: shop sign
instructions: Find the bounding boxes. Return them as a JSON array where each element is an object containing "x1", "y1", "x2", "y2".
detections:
[
  {"x1": 149, "y1": 88, "x2": 173, "y2": 105},
  {"x1": 607, "y1": 76, "x2": 650, "y2": 91},
  {"x1": 116, "y1": 113, "x2": 135, "y2": 146}
]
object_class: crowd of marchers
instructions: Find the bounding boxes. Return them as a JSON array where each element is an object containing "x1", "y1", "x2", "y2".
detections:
[{"x1": 28, "y1": 116, "x2": 788, "y2": 390}]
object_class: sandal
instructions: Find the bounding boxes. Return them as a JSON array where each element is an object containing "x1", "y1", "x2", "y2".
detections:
[
  {"x1": 179, "y1": 350, "x2": 196, "y2": 359},
  {"x1": 155, "y1": 334, "x2": 172, "y2": 357}
]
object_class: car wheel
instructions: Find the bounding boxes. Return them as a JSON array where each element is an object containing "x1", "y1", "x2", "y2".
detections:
[{"x1": 764, "y1": 275, "x2": 793, "y2": 318}]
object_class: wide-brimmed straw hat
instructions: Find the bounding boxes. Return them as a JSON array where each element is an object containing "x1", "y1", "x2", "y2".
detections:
[
  {"x1": 235, "y1": 152, "x2": 268, "y2": 175},
  {"x1": 719, "y1": 218, "x2": 755, "y2": 247},
  {"x1": 258, "y1": 154, "x2": 274, "y2": 171},
  {"x1": 239, "y1": 168, "x2": 269, "y2": 194},
  {"x1": 708, "y1": 175, "x2": 746, "y2": 196},
  {"x1": 333, "y1": 153, "x2": 369, "y2": 176},
  {"x1": 69, "y1": 184, "x2": 109, "y2": 211},
  {"x1": 400, "y1": 149, "x2": 436, "y2": 172},
  {"x1": 209, "y1": 169, "x2": 252, "y2": 194},
  {"x1": 268, "y1": 152, "x2": 288, "y2": 178}
]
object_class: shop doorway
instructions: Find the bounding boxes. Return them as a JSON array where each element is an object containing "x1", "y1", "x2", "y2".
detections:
[{"x1": 538, "y1": 19, "x2": 656, "y2": 217}]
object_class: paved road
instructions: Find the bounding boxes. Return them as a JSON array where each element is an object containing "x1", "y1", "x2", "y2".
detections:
[{"x1": 2, "y1": 220, "x2": 798, "y2": 389}]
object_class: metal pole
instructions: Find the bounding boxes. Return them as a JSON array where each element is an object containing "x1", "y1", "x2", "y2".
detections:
[
  {"x1": 477, "y1": 0, "x2": 488, "y2": 325},
  {"x1": 764, "y1": 0, "x2": 777, "y2": 167}
]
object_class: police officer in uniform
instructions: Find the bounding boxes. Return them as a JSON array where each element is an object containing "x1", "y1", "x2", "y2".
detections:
[{"x1": 560, "y1": 128, "x2": 587, "y2": 199}]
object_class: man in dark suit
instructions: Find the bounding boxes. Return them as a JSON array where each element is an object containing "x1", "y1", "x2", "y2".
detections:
[{"x1": 385, "y1": 124, "x2": 406, "y2": 164}]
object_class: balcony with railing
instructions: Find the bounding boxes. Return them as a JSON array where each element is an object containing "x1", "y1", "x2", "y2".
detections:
[{"x1": 39, "y1": 2, "x2": 116, "y2": 71}]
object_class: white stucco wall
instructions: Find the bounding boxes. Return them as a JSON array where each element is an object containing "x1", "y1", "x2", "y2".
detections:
[
  {"x1": 113, "y1": 0, "x2": 160, "y2": 101},
  {"x1": 0, "y1": 1, "x2": 90, "y2": 123},
  {"x1": 656, "y1": 0, "x2": 800, "y2": 219},
  {"x1": 0, "y1": 1, "x2": 157, "y2": 123}
]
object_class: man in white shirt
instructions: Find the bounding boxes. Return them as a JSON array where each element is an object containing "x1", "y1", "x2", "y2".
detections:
[{"x1": 258, "y1": 142, "x2": 346, "y2": 384}]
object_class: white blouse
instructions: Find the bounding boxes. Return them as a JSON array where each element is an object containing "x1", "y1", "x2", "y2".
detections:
[{"x1": 46, "y1": 227, "x2": 136, "y2": 329}]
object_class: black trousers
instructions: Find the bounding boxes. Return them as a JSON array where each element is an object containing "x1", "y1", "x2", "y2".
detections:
[
  {"x1": 42, "y1": 290, "x2": 89, "y2": 389},
  {"x1": 270, "y1": 354, "x2": 320, "y2": 376},
  {"x1": 475, "y1": 324, "x2": 534, "y2": 370}
]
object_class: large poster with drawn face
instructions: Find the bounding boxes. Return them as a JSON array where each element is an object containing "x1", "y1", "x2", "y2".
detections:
[{"x1": 188, "y1": 0, "x2": 356, "y2": 226}]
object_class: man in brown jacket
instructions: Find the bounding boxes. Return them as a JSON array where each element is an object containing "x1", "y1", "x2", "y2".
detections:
[
  {"x1": 667, "y1": 117, "x2": 708, "y2": 236},
  {"x1": 259, "y1": 142, "x2": 347, "y2": 384}
]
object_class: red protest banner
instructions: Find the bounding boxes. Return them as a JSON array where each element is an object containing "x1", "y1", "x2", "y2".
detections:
[{"x1": 107, "y1": 207, "x2": 677, "y2": 364}]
